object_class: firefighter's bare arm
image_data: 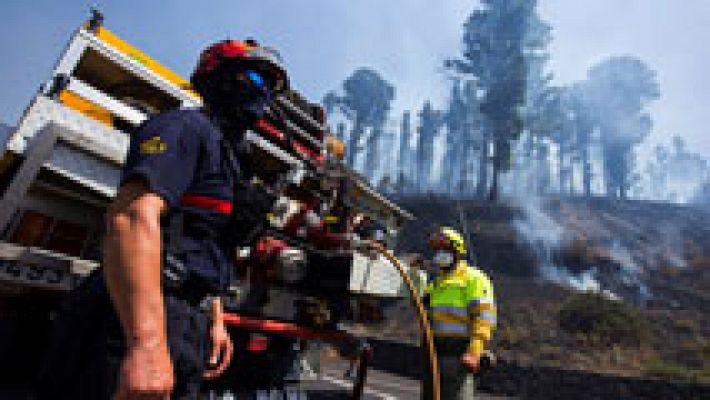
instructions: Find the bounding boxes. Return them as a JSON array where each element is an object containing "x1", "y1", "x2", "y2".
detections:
[
  {"x1": 203, "y1": 296, "x2": 234, "y2": 379},
  {"x1": 103, "y1": 178, "x2": 174, "y2": 398}
]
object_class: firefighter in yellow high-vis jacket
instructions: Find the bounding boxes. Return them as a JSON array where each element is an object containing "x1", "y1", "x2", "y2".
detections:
[{"x1": 422, "y1": 227, "x2": 496, "y2": 400}]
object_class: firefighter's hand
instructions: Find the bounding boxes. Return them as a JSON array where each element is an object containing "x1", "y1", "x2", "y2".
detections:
[
  {"x1": 461, "y1": 352, "x2": 480, "y2": 373},
  {"x1": 114, "y1": 340, "x2": 174, "y2": 399},
  {"x1": 203, "y1": 319, "x2": 233, "y2": 379}
]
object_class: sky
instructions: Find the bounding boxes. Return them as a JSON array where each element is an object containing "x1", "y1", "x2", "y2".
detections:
[{"x1": 0, "y1": 0, "x2": 708, "y2": 160}]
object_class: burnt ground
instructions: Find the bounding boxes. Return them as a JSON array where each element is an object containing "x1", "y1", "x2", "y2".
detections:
[{"x1": 365, "y1": 195, "x2": 710, "y2": 388}]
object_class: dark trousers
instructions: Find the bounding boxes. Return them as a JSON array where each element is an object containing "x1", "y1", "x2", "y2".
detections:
[
  {"x1": 422, "y1": 337, "x2": 476, "y2": 400},
  {"x1": 36, "y1": 271, "x2": 210, "y2": 400}
]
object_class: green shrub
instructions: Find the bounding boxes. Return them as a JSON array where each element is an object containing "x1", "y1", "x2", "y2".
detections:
[
  {"x1": 670, "y1": 317, "x2": 698, "y2": 333},
  {"x1": 559, "y1": 292, "x2": 649, "y2": 346},
  {"x1": 644, "y1": 359, "x2": 710, "y2": 383},
  {"x1": 497, "y1": 325, "x2": 528, "y2": 349},
  {"x1": 676, "y1": 338, "x2": 710, "y2": 369}
]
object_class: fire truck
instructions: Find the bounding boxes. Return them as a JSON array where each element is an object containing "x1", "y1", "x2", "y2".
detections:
[{"x1": 0, "y1": 11, "x2": 419, "y2": 397}]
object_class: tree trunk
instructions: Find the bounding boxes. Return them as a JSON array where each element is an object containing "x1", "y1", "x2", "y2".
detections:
[
  {"x1": 603, "y1": 148, "x2": 616, "y2": 199},
  {"x1": 489, "y1": 169, "x2": 498, "y2": 201},
  {"x1": 445, "y1": 138, "x2": 456, "y2": 195},
  {"x1": 619, "y1": 152, "x2": 628, "y2": 200},
  {"x1": 336, "y1": 123, "x2": 346, "y2": 142},
  {"x1": 488, "y1": 139, "x2": 502, "y2": 201},
  {"x1": 582, "y1": 141, "x2": 592, "y2": 197},
  {"x1": 476, "y1": 133, "x2": 489, "y2": 199},
  {"x1": 558, "y1": 140, "x2": 566, "y2": 196},
  {"x1": 526, "y1": 132, "x2": 535, "y2": 195},
  {"x1": 453, "y1": 143, "x2": 462, "y2": 196},
  {"x1": 364, "y1": 125, "x2": 382, "y2": 182},
  {"x1": 347, "y1": 119, "x2": 364, "y2": 168},
  {"x1": 461, "y1": 139, "x2": 472, "y2": 198}
]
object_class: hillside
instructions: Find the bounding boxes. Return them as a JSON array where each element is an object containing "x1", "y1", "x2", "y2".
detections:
[{"x1": 377, "y1": 196, "x2": 710, "y2": 384}]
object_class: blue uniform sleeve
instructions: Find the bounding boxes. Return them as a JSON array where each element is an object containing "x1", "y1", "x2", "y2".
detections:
[{"x1": 120, "y1": 111, "x2": 201, "y2": 208}]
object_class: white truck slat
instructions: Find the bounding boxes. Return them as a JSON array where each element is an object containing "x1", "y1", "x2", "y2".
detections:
[
  {"x1": 66, "y1": 78, "x2": 148, "y2": 125},
  {"x1": 7, "y1": 96, "x2": 129, "y2": 165},
  {"x1": 44, "y1": 143, "x2": 120, "y2": 198}
]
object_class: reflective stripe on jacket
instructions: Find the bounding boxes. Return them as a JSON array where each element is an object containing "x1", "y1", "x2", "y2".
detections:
[{"x1": 425, "y1": 261, "x2": 496, "y2": 356}]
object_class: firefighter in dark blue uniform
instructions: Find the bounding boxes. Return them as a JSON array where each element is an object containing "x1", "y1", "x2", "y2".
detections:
[{"x1": 38, "y1": 40, "x2": 289, "y2": 399}]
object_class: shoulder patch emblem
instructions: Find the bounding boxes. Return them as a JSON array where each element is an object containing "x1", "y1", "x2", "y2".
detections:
[{"x1": 139, "y1": 136, "x2": 167, "y2": 154}]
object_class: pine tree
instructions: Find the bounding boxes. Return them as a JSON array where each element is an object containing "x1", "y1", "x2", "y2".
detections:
[
  {"x1": 584, "y1": 56, "x2": 660, "y2": 199},
  {"x1": 416, "y1": 101, "x2": 443, "y2": 192},
  {"x1": 323, "y1": 68, "x2": 395, "y2": 176},
  {"x1": 447, "y1": 0, "x2": 552, "y2": 200},
  {"x1": 443, "y1": 80, "x2": 484, "y2": 197},
  {"x1": 444, "y1": 82, "x2": 467, "y2": 194},
  {"x1": 398, "y1": 111, "x2": 413, "y2": 194},
  {"x1": 564, "y1": 83, "x2": 597, "y2": 197}
]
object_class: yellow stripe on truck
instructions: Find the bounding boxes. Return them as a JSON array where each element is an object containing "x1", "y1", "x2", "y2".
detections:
[
  {"x1": 92, "y1": 26, "x2": 201, "y2": 101},
  {"x1": 59, "y1": 90, "x2": 114, "y2": 127}
]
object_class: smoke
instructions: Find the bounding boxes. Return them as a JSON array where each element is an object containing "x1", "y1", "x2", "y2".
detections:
[
  {"x1": 512, "y1": 197, "x2": 607, "y2": 294},
  {"x1": 645, "y1": 137, "x2": 710, "y2": 204},
  {"x1": 541, "y1": 264, "x2": 598, "y2": 292},
  {"x1": 511, "y1": 197, "x2": 653, "y2": 303},
  {"x1": 693, "y1": 179, "x2": 710, "y2": 206},
  {"x1": 512, "y1": 197, "x2": 565, "y2": 266},
  {"x1": 607, "y1": 240, "x2": 651, "y2": 303}
]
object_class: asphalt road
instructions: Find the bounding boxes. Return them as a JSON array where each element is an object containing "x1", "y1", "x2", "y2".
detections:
[{"x1": 291, "y1": 359, "x2": 513, "y2": 400}]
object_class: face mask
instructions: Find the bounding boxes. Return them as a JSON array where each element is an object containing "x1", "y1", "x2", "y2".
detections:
[
  {"x1": 205, "y1": 70, "x2": 273, "y2": 127},
  {"x1": 240, "y1": 91, "x2": 272, "y2": 121},
  {"x1": 433, "y1": 251, "x2": 455, "y2": 268}
]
